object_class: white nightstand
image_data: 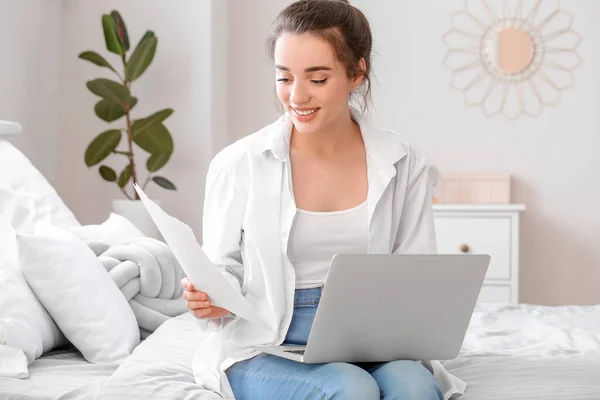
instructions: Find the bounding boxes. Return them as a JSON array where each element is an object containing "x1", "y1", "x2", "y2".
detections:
[{"x1": 432, "y1": 204, "x2": 526, "y2": 304}]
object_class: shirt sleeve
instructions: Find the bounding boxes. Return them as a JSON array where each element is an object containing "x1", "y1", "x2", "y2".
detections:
[
  {"x1": 196, "y1": 159, "x2": 246, "y2": 332},
  {"x1": 392, "y1": 153, "x2": 438, "y2": 255}
]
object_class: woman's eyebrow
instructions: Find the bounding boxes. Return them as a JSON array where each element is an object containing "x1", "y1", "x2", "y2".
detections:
[{"x1": 275, "y1": 65, "x2": 332, "y2": 72}]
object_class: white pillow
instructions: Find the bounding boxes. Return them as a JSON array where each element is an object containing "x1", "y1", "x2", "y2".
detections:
[
  {"x1": 0, "y1": 344, "x2": 28, "y2": 379},
  {"x1": 68, "y1": 212, "x2": 145, "y2": 246},
  {"x1": 17, "y1": 221, "x2": 140, "y2": 364},
  {"x1": 0, "y1": 186, "x2": 34, "y2": 234},
  {"x1": 0, "y1": 215, "x2": 66, "y2": 378},
  {"x1": 0, "y1": 140, "x2": 79, "y2": 233}
]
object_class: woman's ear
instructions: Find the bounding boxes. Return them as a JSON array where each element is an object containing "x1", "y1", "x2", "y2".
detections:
[{"x1": 351, "y1": 58, "x2": 367, "y2": 89}]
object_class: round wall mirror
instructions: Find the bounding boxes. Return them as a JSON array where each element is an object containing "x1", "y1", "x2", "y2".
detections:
[
  {"x1": 493, "y1": 28, "x2": 534, "y2": 74},
  {"x1": 443, "y1": 0, "x2": 582, "y2": 120}
]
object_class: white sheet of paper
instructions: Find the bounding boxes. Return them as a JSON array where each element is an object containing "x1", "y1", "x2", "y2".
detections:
[{"x1": 134, "y1": 184, "x2": 268, "y2": 328}]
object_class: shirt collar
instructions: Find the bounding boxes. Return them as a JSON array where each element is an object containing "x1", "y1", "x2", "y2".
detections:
[{"x1": 260, "y1": 106, "x2": 407, "y2": 169}]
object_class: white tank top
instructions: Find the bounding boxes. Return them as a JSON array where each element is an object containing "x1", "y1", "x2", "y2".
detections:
[{"x1": 287, "y1": 200, "x2": 368, "y2": 289}]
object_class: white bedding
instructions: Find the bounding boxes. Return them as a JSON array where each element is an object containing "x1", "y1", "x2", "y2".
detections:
[
  {"x1": 443, "y1": 303, "x2": 600, "y2": 399},
  {"x1": 2, "y1": 304, "x2": 599, "y2": 399},
  {"x1": 444, "y1": 356, "x2": 600, "y2": 399},
  {"x1": 97, "y1": 313, "x2": 220, "y2": 400},
  {"x1": 0, "y1": 345, "x2": 116, "y2": 400},
  {"x1": 98, "y1": 303, "x2": 600, "y2": 399},
  {"x1": 458, "y1": 303, "x2": 600, "y2": 357}
]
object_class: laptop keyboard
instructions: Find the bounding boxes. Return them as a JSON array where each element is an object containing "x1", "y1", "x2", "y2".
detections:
[{"x1": 284, "y1": 349, "x2": 306, "y2": 355}]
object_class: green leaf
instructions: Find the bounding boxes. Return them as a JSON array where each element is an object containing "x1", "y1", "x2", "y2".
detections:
[
  {"x1": 85, "y1": 130, "x2": 122, "y2": 167},
  {"x1": 139, "y1": 31, "x2": 155, "y2": 43},
  {"x1": 102, "y1": 14, "x2": 124, "y2": 56},
  {"x1": 99, "y1": 165, "x2": 117, "y2": 182},
  {"x1": 146, "y1": 151, "x2": 171, "y2": 172},
  {"x1": 125, "y1": 35, "x2": 157, "y2": 81},
  {"x1": 133, "y1": 123, "x2": 173, "y2": 154},
  {"x1": 95, "y1": 97, "x2": 137, "y2": 122},
  {"x1": 86, "y1": 78, "x2": 131, "y2": 105},
  {"x1": 132, "y1": 31, "x2": 155, "y2": 56},
  {"x1": 152, "y1": 176, "x2": 176, "y2": 190},
  {"x1": 110, "y1": 11, "x2": 129, "y2": 51},
  {"x1": 131, "y1": 108, "x2": 174, "y2": 136},
  {"x1": 78, "y1": 51, "x2": 117, "y2": 73},
  {"x1": 118, "y1": 164, "x2": 133, "y2": 188}
]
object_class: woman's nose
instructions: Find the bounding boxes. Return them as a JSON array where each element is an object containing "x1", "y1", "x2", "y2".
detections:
[{"x1": 290, "y1": 82, "x2": 310, "y2": 104}]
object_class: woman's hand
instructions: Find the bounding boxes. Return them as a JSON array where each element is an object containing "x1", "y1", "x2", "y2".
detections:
[{"x1": 181, "y1": 277, "x2": 231, "y2": 320}]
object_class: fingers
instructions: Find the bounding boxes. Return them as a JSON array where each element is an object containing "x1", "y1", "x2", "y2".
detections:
[
  {"x1": 180, "y1": 277, "x2": 194, "y2": 291},
  {"x1": 183, "y1": 290, "x2": 208, "y2": 301},
  {"x1": 192, "y1": 307, "x2": 213, "y2": 319},
  {"x1": 181, "y1": 277, "x2": 213, "y2": 319},
  {"x1": 186, "y1": 300, "x2": 211, "y2": 310}
]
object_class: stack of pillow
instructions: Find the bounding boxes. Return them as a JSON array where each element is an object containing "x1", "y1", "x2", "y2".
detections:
[{"x1": 0, "y1": 141, "x2": 142, "y2": 378}]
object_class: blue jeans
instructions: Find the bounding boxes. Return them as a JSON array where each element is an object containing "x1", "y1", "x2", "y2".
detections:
[{"x1": 226, "y1": 287, "x2": 444, "y2": 400}]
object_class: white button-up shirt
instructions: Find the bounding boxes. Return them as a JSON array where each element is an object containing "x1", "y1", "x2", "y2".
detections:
[{"x1": 192, "y1": 108, "x2": 466, "y2": 399}]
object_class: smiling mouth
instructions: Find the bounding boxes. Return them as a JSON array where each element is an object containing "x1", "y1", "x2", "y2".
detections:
[{"x1": 293, "y1": 108, "x2": 320, "y2": 116}]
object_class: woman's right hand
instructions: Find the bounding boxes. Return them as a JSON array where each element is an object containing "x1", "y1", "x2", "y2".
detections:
[{"x1": 181, "y1": 277, "x2": 231, "y2": 320}]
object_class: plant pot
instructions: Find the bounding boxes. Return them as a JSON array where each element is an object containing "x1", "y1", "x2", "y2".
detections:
[{"x1": 112, "y1": 199, "x2": 161, "y2": 239}]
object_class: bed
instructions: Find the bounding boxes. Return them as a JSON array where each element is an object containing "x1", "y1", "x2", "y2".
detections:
[
  {"x1": 444, "y1": 303, "x2": 600, "y2": 399},
  {"x1": 1, "y1": 141, "x2": 599, "y2": 399},
  {"x1": 0, "y1": 345, "x2": 115, "y2": 400},
  {"x1": 3, "y1": 303, "x2": 598, "y2": 400}
]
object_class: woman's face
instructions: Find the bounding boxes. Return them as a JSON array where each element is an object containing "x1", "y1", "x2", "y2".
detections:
[{"x1": 274, "y1": 32, "x2": 360, "y2": 134}]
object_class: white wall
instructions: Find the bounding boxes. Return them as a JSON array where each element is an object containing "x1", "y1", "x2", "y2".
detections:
[
  {"x1": 227, "y1": 0, "x2": 284, "y2": 139},
  {"x1": 3, "y1": 0, "x2": 598, "y2": 305},
  {"x1": 366, "y1": 0, "x2": 600, "y2": 306},
  {"x1": 227, "y1": 0, "x2": 600, "y2": 305},
  {"x1": 0, "y1": 0, "x2": 62, "y2": 185},
  {"x1": 57, "y1": 0, "x2": 224, "y2": 239},
  {"x1": 211, "y1": 0, "x2": 230, "y2": 154}
]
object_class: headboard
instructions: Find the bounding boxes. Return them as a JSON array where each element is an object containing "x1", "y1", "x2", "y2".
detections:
[{"x1": 0, "y1": 120, "x2": 23, "y2": 136}]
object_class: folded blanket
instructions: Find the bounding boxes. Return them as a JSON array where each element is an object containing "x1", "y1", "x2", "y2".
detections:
[{"x1": 87, "y1": 238, "x2": 188, "y2": 339}]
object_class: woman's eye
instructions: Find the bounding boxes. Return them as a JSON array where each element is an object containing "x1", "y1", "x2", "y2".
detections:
[
  {"x1": 277, "y1": 78, "x2": 290, "y2": 83},
  {"x1": 311, "y1": 79, "x2": 327, "y2": 85}
]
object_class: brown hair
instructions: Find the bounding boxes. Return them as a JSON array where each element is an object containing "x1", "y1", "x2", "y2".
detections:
[{"x1": 266, "y1": 0, "x2": 373, "y2": 112}]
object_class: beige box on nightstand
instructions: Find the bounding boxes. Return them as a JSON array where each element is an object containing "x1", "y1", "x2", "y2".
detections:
[{"x1": 432, "y1": 204, "x2": 526, "y2": 304}]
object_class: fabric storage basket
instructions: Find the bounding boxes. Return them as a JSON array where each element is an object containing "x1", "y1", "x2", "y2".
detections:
[{"x1": 434, "y1": 173, "x2": 511, "y2": 204}]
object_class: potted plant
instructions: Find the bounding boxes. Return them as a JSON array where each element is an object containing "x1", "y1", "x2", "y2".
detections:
[{"x1": 79, "y1": 11, "x2": 176, "y2": 237}]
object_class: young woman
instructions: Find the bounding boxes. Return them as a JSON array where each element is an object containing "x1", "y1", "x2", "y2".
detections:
[{"x1": 182, "y1": 1, "x2": 465, "y2": 399}]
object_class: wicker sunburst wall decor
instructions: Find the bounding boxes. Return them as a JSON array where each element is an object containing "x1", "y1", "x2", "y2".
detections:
[{"x1": 443, "y1": 0, "x2": 582, "y2": 120}]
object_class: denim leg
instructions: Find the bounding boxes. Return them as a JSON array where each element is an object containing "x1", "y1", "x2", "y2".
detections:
[
  {"x1": 284, "y1": 287, "x2": 322, "y2": 345},
  {"x1": 227, "y1": 288, "x2": 379, "y2": 399},
  {"x1": 227, "y1": 354, "x2": 380, "y2": 400},
  {"x1": 366, "y1": 360, "x2": 443, "y2": 400}
]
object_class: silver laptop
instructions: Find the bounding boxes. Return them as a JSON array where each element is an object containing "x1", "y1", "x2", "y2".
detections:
[{"x1": 254, "y1": 254, "x2": 489, "y2": 363}]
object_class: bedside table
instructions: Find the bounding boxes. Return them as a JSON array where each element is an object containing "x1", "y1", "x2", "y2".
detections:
[{"x1": 432, "y1": 204, "x2": 526, "y2": 304}]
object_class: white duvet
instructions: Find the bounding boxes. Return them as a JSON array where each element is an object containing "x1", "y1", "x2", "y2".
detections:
[
  {"x1": 2, "y1": 303, "x2": 600, "y2": 399},
  {"x1": 96, "y1": 303, "x2": 600, "y2": 400},
  {"x1": 458, "y1": 303, "x2": 600, "y2": 357},
  {"x1": 442, "y1": 303, "x2": 600, "y2": 400}
]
